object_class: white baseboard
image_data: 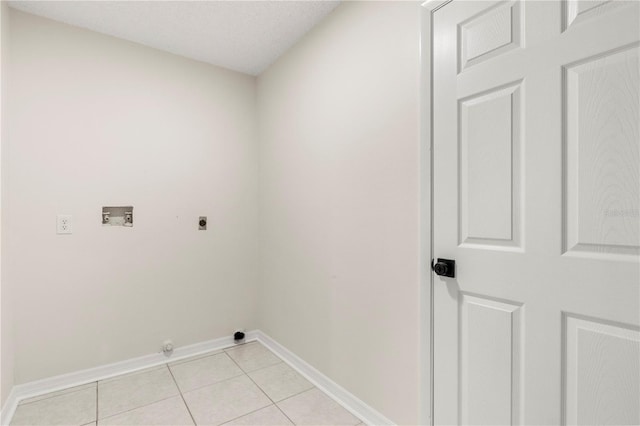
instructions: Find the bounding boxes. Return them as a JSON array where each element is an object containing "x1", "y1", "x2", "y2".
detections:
[
  {"x1": 1, "y1": 330, "x2": 394, "y2": 426},
  {"x1": 0, "y1": 331, "x2": 259, "y2": 425},
  {"x1": 0, "y1": 386, "x2": 18, "y2": 426},
  {"x1": 255, "y1": 331, "x2": 394, "y2": 426}
]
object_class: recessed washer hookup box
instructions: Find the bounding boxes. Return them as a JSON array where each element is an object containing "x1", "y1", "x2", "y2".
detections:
[{"x1": 102, "y1": 206, "x2": 133, "y2": 227}]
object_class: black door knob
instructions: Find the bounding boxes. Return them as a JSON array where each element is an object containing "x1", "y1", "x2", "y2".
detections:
[
  {"x1": 432, "y1": 258, "x2": 455, "y2": 278},
  {"x1": 199, "y1": 219, "x2": 207, "y2": 227},
  {"x1": 434, "y1": 262, "x2": 448, "y2": 276}
]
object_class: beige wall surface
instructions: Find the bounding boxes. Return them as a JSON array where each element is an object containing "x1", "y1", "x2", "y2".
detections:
[
  {"x1": 1, "y1": 0, "x2": 14, "y2": 407},
  {"x1": 257, "y1": 2, "x2": 422, "y2": 424},
  {"x1": 6, "y1": 10, "x2": 259, "y2": 384}
]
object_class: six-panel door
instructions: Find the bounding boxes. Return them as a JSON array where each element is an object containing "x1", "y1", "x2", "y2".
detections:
[{"x1": 432, "y1": 1, "x2": 640, "y2": 424}]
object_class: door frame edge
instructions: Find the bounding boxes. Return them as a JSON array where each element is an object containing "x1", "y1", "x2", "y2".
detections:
[{"x1": 419, "y1": 2, "x2": 453, "y2": 425}]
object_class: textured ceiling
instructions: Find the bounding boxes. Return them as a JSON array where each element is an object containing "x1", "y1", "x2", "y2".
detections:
[{"x1": 7, "y1": 0, "x2": 341, "y2": 76}]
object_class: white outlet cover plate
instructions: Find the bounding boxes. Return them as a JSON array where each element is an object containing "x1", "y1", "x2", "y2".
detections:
[{"x1": 57, "y1": 214, "x2": 72, "y2": 234}]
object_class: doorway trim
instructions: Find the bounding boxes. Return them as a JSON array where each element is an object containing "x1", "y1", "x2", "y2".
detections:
[{"x1": 420, "y1": 2, "x2": 452, "y2": 425}]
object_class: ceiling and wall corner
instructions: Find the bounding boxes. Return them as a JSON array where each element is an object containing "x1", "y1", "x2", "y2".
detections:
[{"x1": 6, "y1": 0, "x2": 341, "y2": 76}]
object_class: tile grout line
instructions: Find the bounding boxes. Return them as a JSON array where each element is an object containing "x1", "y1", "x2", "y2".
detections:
[
  {"x1": 95, "y1": 380, "x2": 99, "y2": 424},
  {"x1": 275, "y1": 386, "x2": 316, "y2": 404},
  {"x1": 274, "y1": 387, "x2": 362, "y2": 426},
  {"x1": 168, "y1": 349, "x2": 227, "y2": 367},
  {"x1": 173, "y1": 349, "x2": 291, "y2": 424},
  {"x1": 177, "y1": 372, "x2": 246, "y2": 395},
  {"x1": 274, "y1": 404, "x2": 298, "y2": 426},
  {"x1": 166, "y1": 364, "x2": 198, "y2": 426},
  {"x1": 224, "y1": 356, "x2": 282, "y2": 425},
  {"x1": 271, "y1": 386, "x2": 317, "y2": 426},
  {"x1": 95, "y1": 394, "x2": 179, "y2": 423},
  {"x1": 218, "y1": 402, "x2": 278, "y2": 426},
  {"x1": 95, "y1": 364, "x2": 183, "y2": 422},
  {"x1": 225, "y1": 343, "x2": 282, "y2": 376},
  {"x1": 225, "y1": 352, "x2": 272, "y2": 402},
  {"x1": 223, "y1": 341, "x2": 256, "y2": 353},
  {"x1": 16, "y1": 384, "x2": 96, "y2": 407},
  {"x1": 225, "y1": 346, "x2": 299, "y2": 426},
  {"x1": 170, "y1": 356, "x2": 247, "y2": 395},
  {"x1": 171, "y1": 349, "x2": 271, "y2": 426},
  {"x1": 172, "y1": 351, "x2": 248, "y2": 394}
]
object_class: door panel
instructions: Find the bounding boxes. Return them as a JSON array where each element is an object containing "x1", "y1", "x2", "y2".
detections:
[
  {"x1": 458, "y1": 1, "x2": 522, "y2": 72},
  {"x1": 564, "y1": 45, "x2": 639, "y2": 258},
  {"x1": 564, "y1": 315, "x2": 639, "y2": 425},
  {"x1": 459, "y1": 80, "x2": 522, "y2": 250},
  {"x1": 564, "y1": 0, "x2": 630, "y2": 30},
  {"x1": 459, "y1": 294, "x2": 523, "y2": 425},
  {"x1": 432, "y1": 1, "x2": 640, "y2": 424}
]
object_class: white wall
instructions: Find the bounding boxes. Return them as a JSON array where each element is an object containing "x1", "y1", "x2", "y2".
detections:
[
  {"x1": 257, "y1": 2, "x2": 422, "y2": 424},
  {"x1": 1, "y1": 0, "x2": 14, "y2": 407},
  {"x1": 6, "y1": 10, "x2": 258, "y2": 384}
]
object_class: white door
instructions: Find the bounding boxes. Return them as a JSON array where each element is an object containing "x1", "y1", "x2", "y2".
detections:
[{"x1": 431, "y1": 1, "x2": 639, "y2": 424}]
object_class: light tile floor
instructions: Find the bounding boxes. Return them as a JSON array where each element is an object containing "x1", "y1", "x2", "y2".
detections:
[{"x1": 10, "y1": 342, "x2": 364, "y2": 426}]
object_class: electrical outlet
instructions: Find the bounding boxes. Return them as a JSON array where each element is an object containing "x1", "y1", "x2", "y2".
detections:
[{"x1": 57, "y1": 215, "x2": 72, "y2": 234}]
